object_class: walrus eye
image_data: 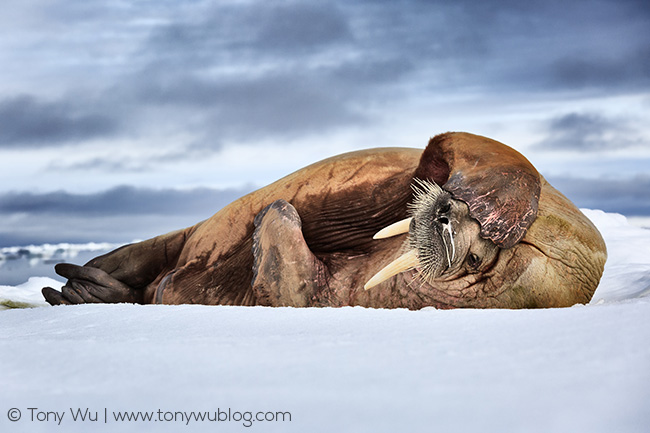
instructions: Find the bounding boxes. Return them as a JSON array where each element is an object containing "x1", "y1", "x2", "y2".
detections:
[
  {"x1": 467, "y1": 253, "x2": 481, "y2": 269},
  {"x1": 439, "y1": 201, "x2": 451, "y2": 214}
]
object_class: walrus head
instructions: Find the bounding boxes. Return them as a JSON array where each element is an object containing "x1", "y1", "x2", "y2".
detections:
[
  {"x1": 364, "y1": 179, "x2": 499, "y2": 289},
  {"x1": 363, "y1": 131, "x2": 540, "y2": 292},
  {"x1": 363, "y1": 132, "x2": 607, "y2": 308}
]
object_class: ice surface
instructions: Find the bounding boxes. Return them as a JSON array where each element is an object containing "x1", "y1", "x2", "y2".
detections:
[{"x1": 0, "y1": 210, "x2": 648, "y2": 432}]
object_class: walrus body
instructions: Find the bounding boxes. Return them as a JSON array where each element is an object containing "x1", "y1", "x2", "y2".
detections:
[{"x1": 43, "y1": 132, "x2": 607, "y2": 309}]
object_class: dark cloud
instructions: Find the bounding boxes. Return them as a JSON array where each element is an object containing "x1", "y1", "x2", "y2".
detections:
[
  {"x1": 131, "y1": 72, "x2": 368, "y2": 141},
  {"x1": 0, "y1": 185, "x2": 251, "y2": 247},
  {"x1": 0, "y1": 185, "x2": 253, "y2": 218},
  {"x1": 535, "y1": 112, "x2": 643, "y2": 151},
  {"x1": 146, "y1": 3, "x2": 352, "y2": 64},
  {"x1": 549, "y1": 44, "x2": 650, "y2": 90},
  {"x1": 127, "y1": 3, "x2": 382, "y2": 140},
  {"x1": 254, "y1": 3, "x2": 352, "y2": 52},
  {"x1": 0, "y1": 95, "x2": 119, "y2": 147},
  {"x1": 0, "y1": 213, "x2": 198, "y2": 248},
  {"x1": 207, "y1": 75, "x2": 367, "y2": 139},
  {"x1": 136, "y1": 0, "x2": 650, "y2": 105},
  {"x1": 0, "y1": 185, "x2": 256, "y2": 247},
  {"x1": 1, "y1": 0, "x2": 648, "y2": 148},
  {"x1": 549, "y1": 175, "x2": 650, "y2": 216},
  {"x1": 394, "y1": 0, "x2": 650, "y2": 93}
]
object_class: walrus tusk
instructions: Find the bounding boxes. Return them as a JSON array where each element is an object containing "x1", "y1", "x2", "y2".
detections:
[
  {"x1": 441, "y1": 222, "x2": 456, "y2": 267},
  {"x1": 364, "y1": 249, "x2": 420, "y2": 290},
  {"x1": 373, "y1": 217, "x2": 413, "y2": 239}
]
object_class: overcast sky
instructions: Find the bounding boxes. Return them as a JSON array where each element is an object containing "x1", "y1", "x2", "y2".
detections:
[{"x1": 0, "y1": 0, "x2": 649, "y2": 247}]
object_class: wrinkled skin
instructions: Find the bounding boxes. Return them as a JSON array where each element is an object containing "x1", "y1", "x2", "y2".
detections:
[{"x1": 42, "y1": 132, "x2": 607, "y2": 309}]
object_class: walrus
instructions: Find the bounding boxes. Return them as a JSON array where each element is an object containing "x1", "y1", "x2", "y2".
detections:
[{"x1": 42, "y1": 132, "x2": 607, "y2": 309}]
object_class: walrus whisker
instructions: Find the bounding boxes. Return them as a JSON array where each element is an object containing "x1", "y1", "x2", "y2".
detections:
[
  {"x1": 373, "y1": 217, "x2": 413, "y2": 239},
  {"x1": 364, "y1": 249, "x2": 420, "y2": 290},
  {"x1": 409, "y1": 178, "x2": 444, "y2": 212}
]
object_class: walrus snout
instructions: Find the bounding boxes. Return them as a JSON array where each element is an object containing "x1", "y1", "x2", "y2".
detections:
[
  {"x1": 409, "y1": 181, "x2": 458, "y2": 279},
  {"x1": 365, "y1": 179, "x2": 454, "y2": 289}
]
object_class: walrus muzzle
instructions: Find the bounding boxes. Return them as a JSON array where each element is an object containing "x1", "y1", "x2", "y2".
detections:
[{"x1": 365, "y1": 179, "x2": 463, "y2": 289}]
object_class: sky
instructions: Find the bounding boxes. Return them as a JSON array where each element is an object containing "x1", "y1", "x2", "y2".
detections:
[{"x1": 0, "y1": 0, "x2": 649, "y2": 247}]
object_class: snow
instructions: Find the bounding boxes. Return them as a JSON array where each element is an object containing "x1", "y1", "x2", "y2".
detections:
[
  {"x1": 0, "y1": 277, "x2": 52, "y2": 309},
  {"x1": 0, "y1": 209, "x2": 649, "y2": 432},
  {"x1": 583, "y1": 210, "x2": 650, "y2": 302}
]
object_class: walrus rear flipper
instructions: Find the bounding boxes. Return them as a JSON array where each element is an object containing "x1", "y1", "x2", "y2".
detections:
[
  {"x1": 85, "y1": 227, "x2": 195, "y2": 289},
  {"x1": 252, "y1": 200, "x2": 329, "y2": 307},
  {"x1": 42, "y1": 226, "x2": 196, "y2": 305}
]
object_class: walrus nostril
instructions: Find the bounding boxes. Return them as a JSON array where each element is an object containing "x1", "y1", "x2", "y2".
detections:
[{"x1": 438, "y1": 216, "x2": 449, "y2": 225}]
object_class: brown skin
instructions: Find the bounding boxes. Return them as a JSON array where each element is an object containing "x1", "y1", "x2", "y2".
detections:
[{"x1": 42, "y1": 132, "x2": 607, "y2": 309}]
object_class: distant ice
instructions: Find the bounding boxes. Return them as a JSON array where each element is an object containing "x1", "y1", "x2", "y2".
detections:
[{"x1": 0, "y1": 242, "x2": 121, "y2": 286}]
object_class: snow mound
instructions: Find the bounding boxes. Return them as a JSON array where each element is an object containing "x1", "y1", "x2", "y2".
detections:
[
  {"x1": 581, "y1": 209, "x2": 650, "y2": 303},
  {"x1": 0, "y1": 277, "x2": 57, "y2": 309}
]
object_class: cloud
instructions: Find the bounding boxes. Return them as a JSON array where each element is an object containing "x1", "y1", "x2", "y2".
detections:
[
  {"x1": 535, "y1": 112, "x2": 644, "y2": 151},
  {"x1": 47, "y1": 157, "x2": 154, "y2": 173},
  {"x1": 0, "y1": 95, "x2": 119, "y2": 147},
  {"x1": 0, "y1": 214, "x2": 199, "y2": 247},
  {"x1": 48, "y1": 142, "x2": 221, "y2": 172},
  {"x1": 548, "y1": 42, "x2": 650, "y2": 91},
  {"x1": 549, "y1": 175, "x2": 650, "y2": 216},
  {"x1": 131, "y1": 72, "x2": 369, "y2": 141},
  {"x1": 125, "y1": 3, "x2": 390, "y2": 141},
  {"x1": 2, "y1": 0, "x2": 649, "y2": 149},
  {"x1": 0, "y1": 186, "x2": 253, "y2": 218},
  {"x1": 145, "y1": 3, "x2": 353, "y2": 65},
  {"x1": 135, "y1": 0, "x2": 650, "y2": 103},
  {"x1": 247, "y1": 3, "x2": 354, "y2": 53},
  {"x1": 0, "y1": 185, "x2": 256, "y2": 246}
]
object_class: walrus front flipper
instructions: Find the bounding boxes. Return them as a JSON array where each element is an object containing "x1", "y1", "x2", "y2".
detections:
[
  {"x1": 42, "y1": 263, "x2": 142, "y2": 305},
  {"x1": 252, "y1": 200, "x2": 329, "y2": 307}
]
